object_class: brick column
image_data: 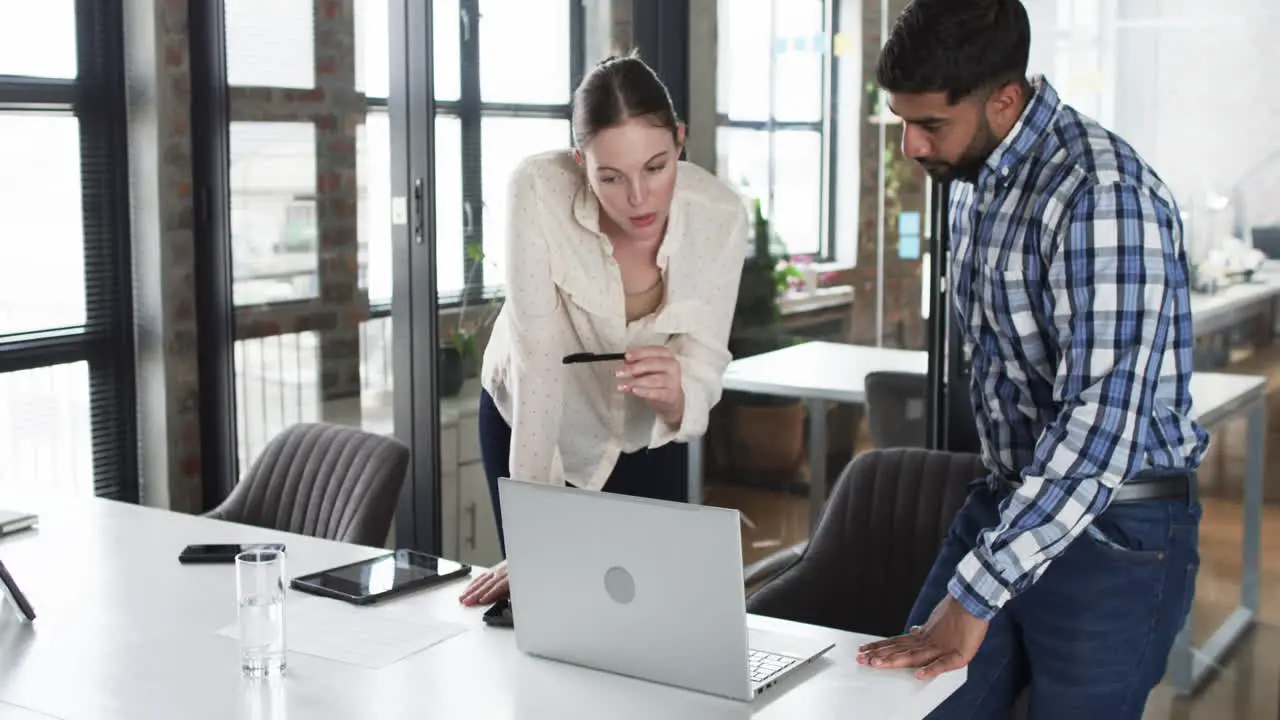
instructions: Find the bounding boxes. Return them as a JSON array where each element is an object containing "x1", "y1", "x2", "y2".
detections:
[
  {"x1": 124, "y1": 0, "x2": 205, "y2": 511},
  {"x1": 313, "y1": 0, "x2": 365, "y2": 409},
  {"x1": 225, "y1": 1, "x2": 369, "y2": 415},
  {"x1": 851, "y1": 0, "x2": 927, "y2": 350}
]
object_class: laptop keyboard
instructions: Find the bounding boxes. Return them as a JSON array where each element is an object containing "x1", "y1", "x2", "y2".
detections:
[{"x1": 749, "y1": 649, "x2": 797, "y2": 685}]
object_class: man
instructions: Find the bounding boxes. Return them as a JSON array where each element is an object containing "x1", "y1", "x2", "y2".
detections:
[{"x1": 856, "y1": 0, "x2": 1210, "y2": 717}]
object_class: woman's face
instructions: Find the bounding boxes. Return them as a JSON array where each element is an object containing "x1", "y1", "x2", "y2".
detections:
[{"x1": 578, "y1": 117, "x2": 685, "y2": 244}]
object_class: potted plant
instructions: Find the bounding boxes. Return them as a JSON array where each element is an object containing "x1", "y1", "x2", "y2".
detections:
[
  {"x1": 728, "y1": 197, "x2": 798, "y2": 356},
  {"x1": 441, "y1": 244, "x2": 503, "y2": 398}
]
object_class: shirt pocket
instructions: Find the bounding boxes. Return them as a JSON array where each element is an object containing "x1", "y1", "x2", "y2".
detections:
[{"x1": 977, "y1": 263, "x2": 1049, "y2": 372}]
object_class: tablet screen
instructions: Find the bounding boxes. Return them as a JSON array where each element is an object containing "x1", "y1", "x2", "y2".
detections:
[{"x1": 300, "y1": 550, "x2": 467, "y2": 598}]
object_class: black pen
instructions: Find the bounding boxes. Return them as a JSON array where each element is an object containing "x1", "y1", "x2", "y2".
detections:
[{"x1": 562, "y1": 352, "x2": 627, "y2": 364}]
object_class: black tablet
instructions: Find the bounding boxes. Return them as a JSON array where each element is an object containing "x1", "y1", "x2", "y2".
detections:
[
  {"x1": 0, "y1": 558, "x2": 36, "y2": 622},
  {"x1": 290, "y1": 549, "x2": 471, "y2": 605}
]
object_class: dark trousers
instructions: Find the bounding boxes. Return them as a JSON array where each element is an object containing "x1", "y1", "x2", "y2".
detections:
[
  {"x1": 910, "y1": 476, "x2": 1201, "y2": 719},
  {"x1": 478, "y1": 389, "x2": 689, "y2": 555}
]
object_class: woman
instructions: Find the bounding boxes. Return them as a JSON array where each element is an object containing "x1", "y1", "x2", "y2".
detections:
[{"x1": 459, "y1": 53, "x2": 748, "y2": 607}]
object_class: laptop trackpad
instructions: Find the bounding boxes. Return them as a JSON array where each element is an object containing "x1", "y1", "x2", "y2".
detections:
[{"x1": 747, "y1": 626, "x2": 835, "y2": 660}]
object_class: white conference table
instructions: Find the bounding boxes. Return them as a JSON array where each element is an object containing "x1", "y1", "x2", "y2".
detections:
[
  {"x1": 0, "y1": 703, "x2": 57, "y2": 720},
  {"x1": 690, "y1": 340, "x2": 1266, "y2": 696},
  {"x1": 0, "y1": 494, "x2": 963, "y2": 720}
]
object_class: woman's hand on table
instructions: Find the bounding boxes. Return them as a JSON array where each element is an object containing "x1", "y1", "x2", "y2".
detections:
[{"x1": 459, "y1": 560, "x2": 509, "y2": 606}]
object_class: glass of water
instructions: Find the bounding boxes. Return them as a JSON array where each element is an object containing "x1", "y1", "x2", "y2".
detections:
[{"x1": 236, "y1": 548, "x2": 287, "y2": 677}]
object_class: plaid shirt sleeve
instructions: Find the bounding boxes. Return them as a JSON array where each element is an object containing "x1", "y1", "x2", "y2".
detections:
[{"x1": 948, "y1": 182, "x2": 1182, "y2": 621}]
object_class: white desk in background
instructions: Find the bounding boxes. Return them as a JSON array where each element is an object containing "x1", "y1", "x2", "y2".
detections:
[
  {"x1": 691, "y1": 340, "x2": 1265, "y2": 696},
  {"x1": 0, "y1": 495, "x2": 962, "y2": 720},
  {"x1": 1166, "y1": 371, "x2": 1267, "y2": 696},
  {"x1": 687, "y1": 342, "x2": 929, "y2": 526},
  {"x1": 1189, "y1": 273, "x2": 1280, "y2": 337}
]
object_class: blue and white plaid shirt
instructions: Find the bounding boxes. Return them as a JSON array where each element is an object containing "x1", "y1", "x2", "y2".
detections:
[{"x1": 946, "y1": 76, "x2": 1210, "y2": 621}]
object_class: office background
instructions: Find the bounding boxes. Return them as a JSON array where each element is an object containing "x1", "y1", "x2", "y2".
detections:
[{"x1": 1, "y1": 1, "x2": 1278, "y2": 714}]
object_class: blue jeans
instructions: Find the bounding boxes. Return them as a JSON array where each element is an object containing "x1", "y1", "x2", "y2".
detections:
[
  {"x1": 910, "y1": 478, "x2": 1201, "y2": 719},
  {"x1": 478, "y1": 389, "x2": 688, "y2": 556}
]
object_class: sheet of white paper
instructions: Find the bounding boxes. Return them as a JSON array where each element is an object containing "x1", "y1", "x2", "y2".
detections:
[{"x1": 215, "y1": 594, "x2": 468, "y2": 669}]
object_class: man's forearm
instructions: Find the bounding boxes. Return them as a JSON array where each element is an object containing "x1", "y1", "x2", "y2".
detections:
[{"x1": 945, "y1": 468, "x2": 1115, "y2": 621}]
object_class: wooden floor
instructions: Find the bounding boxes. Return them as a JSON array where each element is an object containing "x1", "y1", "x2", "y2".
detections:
[
  {"x1": 1144, "y1": 498, "x2": 1280, "y2": 719},
  {"x1": 1146, "y1": 402, "x2": 1280, "y2": 720}
]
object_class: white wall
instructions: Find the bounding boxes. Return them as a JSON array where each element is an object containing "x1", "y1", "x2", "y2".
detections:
[{"x1": 1029, "y1": 0, "x2": 1280, "y2": 229}]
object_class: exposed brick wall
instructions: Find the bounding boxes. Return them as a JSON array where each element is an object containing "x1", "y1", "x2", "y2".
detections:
[
  {"x1": 223, "y1": 0, "x2": 368, "y2": 411},
  {"x1": 124, "y1": 0, "x2": 374, "y2": 510},
  {"x1": 849, "y1": 0, "x2": 928, "y2": 351},
  {"x1": 311, "y1": 0, "x2": 363, "y2": 405},
  {"x1": 117, "y1": 1, "x2": 707, "y2": 511},
  {"x1": 124, "y1": 0, "x2": 203, "y2": 511}
]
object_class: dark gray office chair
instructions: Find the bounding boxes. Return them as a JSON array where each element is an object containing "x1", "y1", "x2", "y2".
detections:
[
  {"x1": 864, "y1": 371, "x2": 929, "y2": 448},
  {"x1": 745, "y1": 447, "x2": 1030, "y2": 718},
  {"x1": 746, "y1": 447, "x2": 982, "y2": 635},
  {"x1": 205, "y1": 423, "x2": 410, "y2": 547}
]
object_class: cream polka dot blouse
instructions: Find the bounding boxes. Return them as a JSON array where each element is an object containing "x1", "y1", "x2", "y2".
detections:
[{"x1": 480, "y1": 149, "x2": 748, "y2": 491}]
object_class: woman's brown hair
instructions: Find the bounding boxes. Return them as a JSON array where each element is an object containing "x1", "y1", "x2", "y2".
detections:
[{"x1": 571, "y1": 51, "x2": 681, "y2": 148}]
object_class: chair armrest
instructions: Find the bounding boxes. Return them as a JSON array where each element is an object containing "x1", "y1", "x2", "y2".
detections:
[{"x1": 744, "y1": 541, "x2": 808, "y2": 590}]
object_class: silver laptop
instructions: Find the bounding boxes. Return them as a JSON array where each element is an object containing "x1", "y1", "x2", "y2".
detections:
[{"x1": 498, "y1": 478, "x2": 834, "y2": 701}]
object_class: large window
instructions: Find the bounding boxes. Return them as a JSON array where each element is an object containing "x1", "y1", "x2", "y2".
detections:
[
  {"x1": 219, "y1": 0, "x2": 398, "y2": 476},
  {"x1": 433, "y1": 0, "x2": 583, "y2": 299},
  {"x1": 716, "y1": 0, "x2": 830, "y2": 258},
  {"x1": 223, "y1": 0, "x2": 393, "y2": 310},
  {"x1": 0, "y1": 1, "x2": 136, "y2": 498}
]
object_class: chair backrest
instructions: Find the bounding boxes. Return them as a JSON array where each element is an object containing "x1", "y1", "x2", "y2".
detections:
[
  {"x1": 864, "y1": 371, "x2": 929, "y2": 448},
  {"x1": 205, "y1": 423, "x2": 410, "y2": 547},
  {"x1": 746, "y1": 447, "x2": 984, "y2": 638}
]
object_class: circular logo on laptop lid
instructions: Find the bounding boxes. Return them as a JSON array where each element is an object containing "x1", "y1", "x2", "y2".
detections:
[{"x1": 603, "y1": 566, "x2": 636, "y2": 604}]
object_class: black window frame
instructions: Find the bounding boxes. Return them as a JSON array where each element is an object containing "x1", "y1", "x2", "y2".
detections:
[
  {"x1": 714, "y1": 0, "x2": 837, "y2": 261},
  {"x1": 435, "y1": 0, "x2": 586, "y2": 306},
  {"x1": 191, "y1": 0, "x2": 406, "y2": 504},
  {"x1": 0, "y1": 0, "x2": 138, "y2": 501}
]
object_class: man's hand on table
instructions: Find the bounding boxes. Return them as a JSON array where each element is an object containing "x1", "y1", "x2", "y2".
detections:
[{"x1": 856, "y1": 594, "x2": 989, "y2": 680}]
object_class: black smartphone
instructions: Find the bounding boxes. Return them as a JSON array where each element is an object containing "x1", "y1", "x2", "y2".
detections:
[
  {"x1": 482, "y1": 596, "x2": 513, "y2": 628},
  {"x1": 178, "y1": 543, "x2": 286, "y2": 564},
  {"x1": 0, "y1": 558, "x2": 36, "y2": 622}
]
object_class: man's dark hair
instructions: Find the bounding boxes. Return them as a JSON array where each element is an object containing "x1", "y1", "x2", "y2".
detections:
[{"x1": 876, "y1": 0, "x2": 1031, "y2": 104}]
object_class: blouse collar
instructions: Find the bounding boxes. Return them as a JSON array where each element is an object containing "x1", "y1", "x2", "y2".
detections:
[{"x1": 569, "y1": 166, "x2": 687, "y2": 272}]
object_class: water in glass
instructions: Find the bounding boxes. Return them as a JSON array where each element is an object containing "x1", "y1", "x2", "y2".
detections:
[{"x1": 236, "y1": 549, "x2": 287, "y2": 676}]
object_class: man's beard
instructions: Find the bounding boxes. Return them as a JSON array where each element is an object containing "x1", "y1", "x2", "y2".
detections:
[{"x1": 917, "y1": 119, "x2": 1001, "y2": 184}]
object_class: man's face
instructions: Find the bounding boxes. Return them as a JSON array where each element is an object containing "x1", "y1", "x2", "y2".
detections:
[{"x1": 888, "y1": 90, "x2": 1001, "y2": 183}]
